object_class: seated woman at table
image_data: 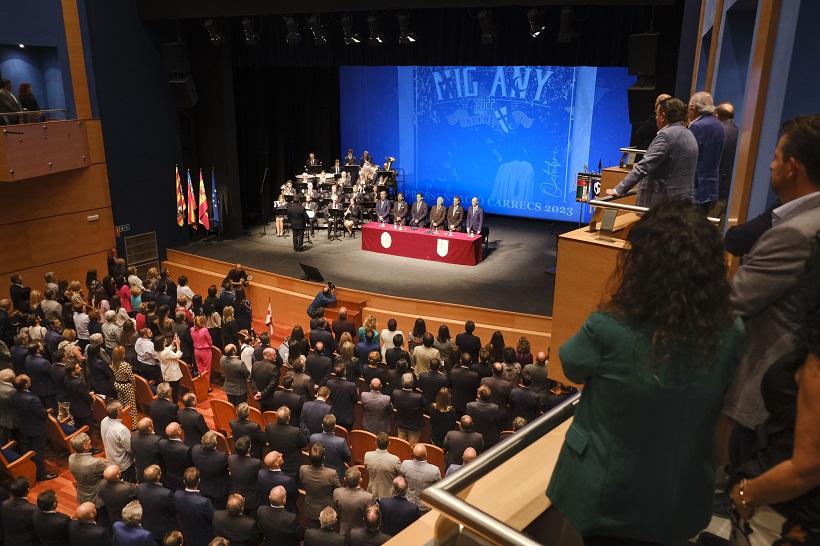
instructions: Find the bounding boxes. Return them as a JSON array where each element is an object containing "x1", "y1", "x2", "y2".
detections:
[
  {"x1": 273, "y1": 193, "x2": 288, "y2": 237},
  {"x1": 344, "y1": 197, "x2": 363, "y2": 236}
]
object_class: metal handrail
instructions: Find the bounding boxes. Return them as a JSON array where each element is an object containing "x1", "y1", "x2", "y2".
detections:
[
  {"x1": 588, "y1": 199, "x2": 721, "y2": 225},
  {"x1": 0, "y1": 108, "x2": 70, "y2": 125},
  {"x1": 421, "y1": 392, "x2": 581, "y2": 546}
]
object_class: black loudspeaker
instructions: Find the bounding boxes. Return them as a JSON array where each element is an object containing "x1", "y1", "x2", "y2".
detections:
[
  {"x1": 169, "y1": 76, "x2": 198, "y2": 109},
  {"x1": 627, "y1": 84, "x2": 657, "y2": 125},
  {"x1": 163, "y1": 42, "x2": 191, "y2": 74},
  {"x1": 628, "y1": 33, "x2": 659, "y2": 77}
]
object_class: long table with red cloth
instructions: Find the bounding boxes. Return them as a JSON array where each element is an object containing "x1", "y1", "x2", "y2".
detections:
[{"x1": 361, "y1": 222, "x2": 483, "y2": 266}]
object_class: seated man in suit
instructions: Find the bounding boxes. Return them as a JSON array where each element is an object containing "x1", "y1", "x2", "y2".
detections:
[
  {"x1": 257, "y1": 450, "x2": 299, "y2": 513},
  {"x1": 191, "y1": 431, "x2": 231, "y2": 510},
  {"x1": 379, "y1": 476, "x2": 421, "y2": 537},
  {"x1": 230, "y1": 403, "x2": 268, "y2": 460},
  {"x1": 149, "y1": 383, "x2": 178, "y2": 440},
  {"x1": 33, "y1": 488, "x2": 72, "y2": 546},
  {"x1": 212, "y1": 494, "x2": 262, "y2": 546},
  {"x1": 173, "y1": 467, "x2": 215, "y2": 546},
  {"x1": 131, "y1": 418, "x2": 163, "y2": 481},
  {"x1": 158, "y1": 423, "x2": 192, "y2": 491},
  {"x1": 136, "y1": 465, "x2": 176, "y2": 543},
  {"x1": 98, "y1": 465, "x2": 138, "y2": 523},
  {"x1": 113, "y1": 500, "x2": 155, "y2": 546},
  {"x1": 257, "y1": 486, "x2": 304, "y2": 546},
  {"x1": 464, "y1": 197, "x2": 484, "y2": 236},
  {"x1": 69, "y1": 503, "x2": 114, "y2": 546},
  {"x1": 446, "y1": 196, "x2": 465, "y2": 232},
  {"x1": 309, "y1": 414, "x2": 351, "y2": 482},
  {"x1": 409, "y1": 192, "x2": 428, "y2": 230},
  {"x1": 178, "y1": 393, "x2": 209, "y2": 448},
  {"x1": 1, "y1": 477, "x2": 39, "y2": 546}
]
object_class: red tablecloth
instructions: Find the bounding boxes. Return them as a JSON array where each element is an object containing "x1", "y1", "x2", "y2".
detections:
[{"x1": 361, "y1": 223, "x2": 483, "y2": 266}]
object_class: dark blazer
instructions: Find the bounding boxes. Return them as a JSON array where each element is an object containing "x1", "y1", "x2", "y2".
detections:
[
  {"x1": 229, "y1": 418, "x2": 267, "y2": 460},
  {"x1": 309, "y1": 328, "x2": 337, "y2": 356},
  {"x1": 349, "y1": 528, "x2": 391, "y2": 546},
  {"x1": 157, "y1": 439, "x2": 192, "y2": 491},
  {"x1": 1, "y1": 497, "x2": 38, "y2": 546},
  {"x1": 178, "y1": 408, "x2": 209, "y2": 448},
  {"x1": 172, "y1": 490, "x2": 215, "y2": 546},
  {"x1": 149, "y1": 398, "x2": 179, "y2": 439},
  {"x1": 131, "y1": 432, "x2": 163, "y2": 481},
  {"x1": 136, "y1": 482, "x2": 176, "y2": 541},
  {"x1": 271, "y1": 389, "x2": 304, "y2": 425},
  {"x1": 464, "y1": 205, "x2": 484, "y2": 234},
  {"x1": 50, "y1": 363, "x2": 70, "y2": 403},
  {"x1": 191, "y1": 446, "x2": 231, "y2": 503},
  {"x1": 465, "y1": 400, "x2": 499, "y2": 447},
  {"x1": 446, "y1": 204, "x2": 464, "y2": 231},
  {"x1": 331, "y1": 318, "x2": 356, "y2": 342},
  {"x1": 153, "y1": 293, "x2": 175, "y2": 312},
  {"x1": 689, "y1": 113, "x2": 725, "y2": 206},
  {"x1": 379, "y1": 495, "x2": 421, "y2": 536},
  {"x1": 9, "y1": 389, "x2": 48, "y2": 436},
  {"x1": 212, "y1": 511, "x2": 262, "y2": 546},
  {"x1": 300, "y1": 399, "x2": 332, "y2": 439},
  {"x1": 309, "y1": 432, "x2": 351, "y2": 481},
  {"x1": 228, "y1": 454, "x2": 263, "y2": 508},
  {"x1": 68, "y1": 520, "x2": 114, "y2": 546},
  {"x1": 392, "y1": 389, "x2": 425, "y2": 431},
  {"x1": 305, "y1": 353, "x2": 332, "y2": 386},
  {"x1": 455, "y1": 333, "x2": 482, "y2": 362},
  {"x1": 418, "y1": 371, "x2": 448, "y2": 407},
  {"x1": 65, "y1": 374, "x2": 94, "y2": 420},
  {"x1": 33, "y1": 509, "x2": 72, "y2": 546},
  {"x1": 448, "y1": 367, "x2": 480, "y2": 415},
  {"x1": 384, "y1": 348, "x2": 411, "y2": 371},
  {"x1": 326, "y1": 377, "x2": 358, "y2": 426},
  {"x1": 429, "y1": 204, "x2": 447, "y2": 228},
  {"x1": 287, "y1": 203, "x2": 310, "y2": 230},
  {"x1": 480, "y1": 375, "x2": 511, "y2": 420},
  {"x1": 263, "y1": 423, "x2": 307, "y2": 478},
  {"x1": 25, "y1": 353, "x2": 55, "y2": 398},
  {"x1": 509, "y1": 386, "x2": 541, "y2": 424},
  {"x1": 443, "y1": 429, "x2": 485, "y2": 467},
  {"x1": 250, "y1": 360, "x2": 279, "y2": 407},
  {"x1": 718, "y1": 119, "x2": 740, "y2": 200},
  {"x1": 220, "y1": 356, "x2": 249, "y2": 397},
  {"x1": 304, "y1": 527, "x2": 346, "y2": 546},
  {"x1": 257, "y1": 469, "x2": 299, "y2": 512},
  {"x1": 98, "y1": 479, "x2": 137, "y2": 522},
  {"x1": 256, "y1": 506, "x2": 304, "y2": 546},
  {"x1": 410, "y1": 200, "x2": 428, "y2": 226},
  {"x1": 112, "y1": 522, "x2": 157, "y2": 546}
]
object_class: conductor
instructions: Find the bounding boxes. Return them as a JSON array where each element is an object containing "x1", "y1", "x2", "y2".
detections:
[{"x1": 288, "y1": 198, "x2": 310, "y2": 252}]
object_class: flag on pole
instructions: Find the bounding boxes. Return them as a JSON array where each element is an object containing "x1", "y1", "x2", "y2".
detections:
[
  {"x1": 265, "y1": 301, "x2": 273, "y2": 336},
  {"x1": 175, "y1": 165, "x2": 185, "y2": 226},
  {"x1": 198, "y1": 169, "x2": 211, "y2": 230},
  {"x1": 597, "y1": 159, "x2": 602, "y2": 173},
  {"x1": 187, "y1": 170, "x2": 197, "y2": 228},
  {"x1": 211, "y1": 168, "x2": 221, "y2": 231}
]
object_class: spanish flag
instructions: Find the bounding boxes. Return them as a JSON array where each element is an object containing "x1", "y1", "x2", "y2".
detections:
[
  {"x1": 187, "y1": 170, "x2": 197, "y2": 228},
  {"x1": 198, "y1": 168, "x2": 211, "y2": 230},
  {"x1": 175, "y1": 165, "x2": 185, "y2": 226}
]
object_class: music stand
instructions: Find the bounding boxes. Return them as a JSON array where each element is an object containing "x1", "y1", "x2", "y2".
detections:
[
  {"x1": 306, "y1": 165, "x2": 323, "y2": 175},
  {"x1": 328, "y1": 208, "x2": 344, "y2": 241},
  {"x1": 299, "y1": 263, "x2": 325, "y2": 282}
]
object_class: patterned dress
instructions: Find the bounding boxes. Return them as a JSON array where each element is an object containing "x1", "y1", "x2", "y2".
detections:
[{"x1": 113, "y1": 362, "x2": 138, "y2": 429}]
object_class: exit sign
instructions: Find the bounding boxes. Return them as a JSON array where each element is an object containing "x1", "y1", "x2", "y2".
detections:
[{"x1": 118, "y1": 224, "x2": 131, "y2": 232}]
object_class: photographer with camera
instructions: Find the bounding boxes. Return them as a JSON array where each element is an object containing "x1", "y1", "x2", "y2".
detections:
[{"x1": 306, "y1": 283, "x2": 336, "y2": 319}]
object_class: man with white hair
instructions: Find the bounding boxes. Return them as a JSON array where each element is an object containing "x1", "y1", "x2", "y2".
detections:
[
  {"x1": 429, "y1": 196, "x2": 447, "y2": 231},
  {"x1": 101, "y1": 310, "x2": 122, "y2": 351},
  {"x1": 687, "y1": 91, "x2": 725, "y2": 212},
  {"x1": 113, "y1": 500, "x2": 155, "y2": 546}
]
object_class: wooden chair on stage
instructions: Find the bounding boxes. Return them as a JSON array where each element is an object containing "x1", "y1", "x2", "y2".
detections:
[
  {"x1": 387, "y1": 436, "x2": 413, "y2": 462},
  {"x1": 0, "y1": 440, "x2": 37, "y2": 484},
  {"x1": 423, "y1": 443, "x2": 446, "y2": 476},
  {"x1": 133, "y1": 375, "x2": 156, "y2": 415},
  {"x1": 47, "y1": 414, "x2": 89, "y2": 456},
  {"x1": 349, "y1": 430, "x2": 377, "y2": 465},
  {"x1": 211, "y1": 399, "x2": 238, "y2": 438},
  {"x1": 179, "y1": 359, "x2": 209, "y2": 404}
]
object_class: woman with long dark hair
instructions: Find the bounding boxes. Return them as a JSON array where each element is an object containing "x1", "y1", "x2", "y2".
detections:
[
  {"x1": 547, "y1": 200, "x2": 744, "y2": 545},
  {"x1": 488, "y1": 331, "x2": 505, "y2": 363},
  {"x1": 433, "y1": 324, "x2": 453, "y2": 360},
  {"x1": 234, "y1": 287, "x2": 252, "y2": 332},
  {"x1": 408, "y1": 318, "x2": 427, "y2": 353}
]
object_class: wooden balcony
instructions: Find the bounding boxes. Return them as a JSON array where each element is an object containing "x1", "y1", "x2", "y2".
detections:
[{"x1": 0, "y1": 119, "x2": 96, "y2": 182}]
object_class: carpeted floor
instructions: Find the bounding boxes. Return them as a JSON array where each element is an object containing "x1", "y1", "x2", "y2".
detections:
[{"x1": 175, "y1": 215, "x2": 578, "y2": 317}]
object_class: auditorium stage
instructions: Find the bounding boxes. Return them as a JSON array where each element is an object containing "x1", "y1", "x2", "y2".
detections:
[{"x1": 175, "y1": 215, "x2": 576, "y2": 317}]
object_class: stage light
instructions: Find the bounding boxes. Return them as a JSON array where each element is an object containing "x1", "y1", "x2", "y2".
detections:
[
  {"x1": 284, "y1": 17, "x2": 301, "y2": 46},
  {"x1": 18, "y1": 44, "x2": 25, "y2": 48},
  {"x1": 241, "y1": 17, "x2": 260, "y2": 45},
  {"x1": 202, "y1": 18, "x2": 222, "y2": 47},
  {"x1": 397, "y1": 12, "x2": 417, "y2": 44},
  {"x1": 308, "y1": 14, "x2": 328, "y2": 46},
  {"x1": 557, "y1": 7, "x2": 579, "y2": 43},
  {"x1": 340, "y1": 14, "x2": 361, "y2": 45},
  {"x1": 477, "y1": 10, "x2": 496, "y2": 45},
  {"x1": 367, "y1": 14, "x2": 384, "y2": 46},
  {"x1": 527, "y1": 9, "x2": 545, "y2": 38}
]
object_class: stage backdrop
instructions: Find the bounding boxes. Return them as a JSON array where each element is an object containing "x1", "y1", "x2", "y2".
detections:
[{"x1": 340, "y1": 65, "x2": 634, "y2": 222}]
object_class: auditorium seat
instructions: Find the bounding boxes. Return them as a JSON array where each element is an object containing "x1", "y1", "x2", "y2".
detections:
[
  {"x1": 246, "y1": 379, "x2": 261, "y2": 410},
  {"x1": 349, "y1": 430, "x2": 377, "y2": 465},
  {"x1": 134, "y1": 375, "x2": 156, "y2": 415},
  {"x1": 419, "y1": 415, "x2": 432, "y2": 445},
  {"x1": 387, "y1": 437, "x2": 412, "y2": 462},
  {"x1": 210, "y1": 346, "x2": 224, "y2": 381},
  {"x1": 179, "y1": 359, "x2": 209, "y2": 404},
  {"x1": 90, "y1": 394, "x2": 134, "y2": 431},
  {"x1": 499, "y1": 430, "x2": 515, "y2": 441},
  {"x1": 212, "y1": 430, "x2": 233, "y2": 455},
  {"x1": 248, "y1": 406, "x2": 265, "y2": 428},
  {"x1": 353, "y1": 401, "x2": 364, "y2": 431},
  {"x1": 210, "y1": 399, "x2": 238, "y2": 438},
  {"x1": 262, "y1": 411, "x2": 277, "y2": 426},
  {"x1": 47, "y1": 414, "x2": 89, "y2": 456},
  {"x1": 0, "y1": 440, "x2": 37, "y2": 484},
  {"x1": 423, "y1": 443, "x2": 446, "y2": 476},
  {"x1": 354, "y1": 464, "x2": 369, "y2": 490},
  {"x1": 334, "y1": 424, "x2": 350, "y2": 446}
]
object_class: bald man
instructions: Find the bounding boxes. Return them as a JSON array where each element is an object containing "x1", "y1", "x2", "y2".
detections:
[
  {"x1": 443, "y1": 415, "x2": 484, "y2": 467},
  {"x1": 98, "y1": 464, "x2": 137, "y2": 523},
  {"x1": 379, "y1": 476, "x2": 421, "y2": 537},
  {"x1": 446, "y1": 447, "x2": 478, "y2": 476},
  {"x1": 399, "y1": 444, "x2": 440, "y2": 513},
  {"x1": 69, "y1": 502, "x2": 114, "y2": 546},
  {"x1": 256, "y1": 486, "x2": 304, "y2": 546},
  {"x1": 212, "y1": 494, "x2": 262, "y2": 546},
  {"x1": 263, "y1": 407, "x2": 307, "y2": 478},
  {"x1": 131, "y1": 418, "x2": 163, "y2": 483},
  {"x1": 257, "y1": 451, "x2": 299, "y2": 512},
  {"x1": 360, "y1": 378, "x2": 392, "y2": 434},
  {"x1": 136, "y1": 465, "x2": 176, "y2": 542},
  {"x1": 157, "y1": 423, "x2": 192, "y2": 491},
  {"x1": 251, "y1": 348, "x2": 280, "y2": 412},
  {"x1": 523, "y1": 351, "x2": 550, "y2": 409}
]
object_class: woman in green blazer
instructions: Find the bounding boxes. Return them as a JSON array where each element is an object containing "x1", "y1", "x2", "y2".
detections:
[{"x1": 547, "y1": 200, "x2": 745, "y2": 545}]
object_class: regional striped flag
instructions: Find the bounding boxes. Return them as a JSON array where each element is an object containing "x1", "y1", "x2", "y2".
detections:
[
  {"x1": 187, "y1": 170, "x2": 197, "y2": 228},
  {"x1": 198, "y1": 168, "x2": 211, "y2": 230},
  {"x1": 175, "y1": 165, "x2": 185, "y2": 226}
]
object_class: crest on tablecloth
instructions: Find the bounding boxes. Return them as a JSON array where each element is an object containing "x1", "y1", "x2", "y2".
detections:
[
  {"x1": 437, "y1": 238, "x2": 449, "y2": 257},
  {"x1": 381, "y1": 232, "x2": 392, "y2": 248}
]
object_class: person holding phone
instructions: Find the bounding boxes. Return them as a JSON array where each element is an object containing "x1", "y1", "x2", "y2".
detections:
[{"x1": 157, "y1": 333, "x2": 183, "y2": 403}]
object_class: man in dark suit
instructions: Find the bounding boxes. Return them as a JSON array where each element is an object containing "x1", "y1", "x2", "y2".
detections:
[
  {"x1": 229, "y1": 403, "x2": 268, "y2": 459},
  {"x1": 98, "y1": 465, "x2": 137, "y2": 523},
  {"x1": 349, "y1": 505, "x2": 391, "y2": 546},
  {"x1": 418, "y1": 358, "x2": 448, "y2": 408},
  {"x1": 157, "y1": 270, "x2": 177, "y2": 301},
  {"x1": 300, "y1": 386, "x2": 332, "y2": 439},
  {"x1": 212, "y1": 494, "x2": 261, "y2": 546},
  {"x1": 375, "y1": 191, "x2": 391, "y2": 224},
  {"x1": 227, "y1": 436, "x2": 263, "y2": 511},
  {"x1": 481, "y1": 363, "x2": 511, "y2": 429},
  {"x1": 158, "y1": 423, "x2": 191, "y2": 492},
  {"x1": 191, "y1": 432, "x2": 230, "y2": 510},
  {"x1": 49, "y1": 348, "x2": 70, "y2": 421},
  {"x1": 135, "y1": 465, "x2": 176, "y2": 542},
  {"x1": 272, "y1": 374, "x2": 305, "y2": 426},
  {"x1": 178, "y1": 393, "x2": 209, "y2": 448},
  {"x1": 250, "y1": 350, "x2": 280, "y2": 412},
  {"x1": 153, "y1": 284, "x2": 174, "y2": 312},
  {"x1": 25, "y1": 341, "x2": 56, "y2": 411},
  {"x1": 409, "y1": 192, "x2": 428, "y2": 230},
  {"x1": 464, "y1": 197, "x2": 484, "y2": 237},
  {"x1": 310, "y1": 318, "x2": 337, "y2": 356},
  {"x1": 443, "y1": 415, "x2": 484, "y2": 467},
  {"x1": 263, "y1": 407, "x2": 307, "y2": 478},
  {"x1": 392, "y1": 193, "x2": 409, "y2": 226},
  {"x1": 9, "y1": 374, "x2": 56, "y2": 480},
  {"x1": 446, "y1": 196, "x2": 465, "y2": 232},
  {"x1": 257, "y1": 451, "x2": 299, "y2": 512},
  {"x1": 466, "y1": 386, "x2": 499, "y2": 448},
  {"x1": 379, "y1": 476, "x2": 420, "y2": 537},
  {"x1": 64, "y1": 361, "x2": 94, "y2": 430},
  {"x1": 344, "y1": 149, "x2": 357, "y2": 166},
  {"x1": 287, "y1": 199, "x2": 310, "y2": 252},
  {"x1": 305, "y1": 347, "x2": 332, "y2": 386},
  {"x1": 173, "y1": 468, "x2": 214, "y2": 546},
  {"x1": 257, "y1": 486, "x2": 304, "y2": 546},
  {"x1": 131, "y1": 418, "x2": 163, "y2": 481},
  {"x1": 1, "y1": 477, "x2": 38, "y2": 546},
  {"x1": 687, "y1": 91, "x2": 725, "y2": 212},
  {"x1": 149, "y1": 383, "x2": 178, "y2": 440},
  {"x1": 304, "y1": 507, "x2": 345, "y2": 546},
  {"x1": 455, "y1": 321, "x2": 482, "y2": 363},
  {"x1": 385, "y1": 335, "x2": 411, "y2": 368},
  {"x1": 448, "y1": 355, "x2": 480, "y2": 415},
  {"x1": 325, "y1": 364, "x2": 358, "y2": 431},
  {"x1": 306, "y1": 152, "x2": 319, "y2": 167},
  {"x1": 69, "y1": 503, "x2": 114, "y2": 546},
  {"x1": 715, "y1": 101, "x2": 740, "y2": 219},
  {"x1": 33, "y1": 488, "x2": 71, "y2": 546},
  {"x1": 330, "y1": 308, "x2": 357, "y2": 342},
  {"x1": 392, "y1": 373, "x2": 426, "y2": 446},
  {"x1": 0, "y1": 79, "x2": 23, "y2": 125},
  {"x1": 509, "y1": 371, "x2": 542, "y2": 424},
  {"x1": 309, "y1": 414, "x2": 351, "y2": 481},
  {"x1": 112, "y1": 500, "x2": 155, "y2": 546}
]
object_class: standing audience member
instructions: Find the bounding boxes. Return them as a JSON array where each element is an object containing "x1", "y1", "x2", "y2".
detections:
[
  {"x1": 360, "y1": 378, "x2": 393, "y2": 435},
  {"x1": 715, "y1": 102, "x2": 740, "y2": 221},
  {"x1": 69, "y1": 503, "x2": 114, "y2": 546},
  {"x1": 467, "y1": 386, "x2": 500, "y2": 448},
  {"x1": 98, "y1": 465, "x2": 138, "y2": 522},
  {"x1": 304, "y1": 507, "x2": 344, "y2": 546},
  {"x1": 229, "y1": 403, "x2": 268, "y2": 460},
  {"x1": 256, "y1": 486, "x2": 304, "y2": 546},
  {"x1": 149, "y1": 383, "x2": 178, "y2": 439},
  {"x1": 10, "y1": 373, "x2": 57, "y2": 480},
  {"x1": 300, "y1": 444, "x2": 342, "y2": 528},
  {"x1": 523, "y1": 350, "x2": 551, "y2": 409},
  {"x1": 227, "y1": 436, "x2": 263, "y2": 510},
  {"x1": 136, "y1": 465, "x2": 176, "y2": 543},
  {"x1": 364, "y1": 432, "x2": 403, "y2": 500},
  {"x1": 443, "y1": 415, "x2": 484, "y2": 468},
  {"x1": 131, "y1": 419, "x2": 163, "y2": 482},
  {"x1": 687, "y1": 91, "x2": 725, "y2": 212},
  {"x1": 455, "y1": 321, "x2": 482, "y2": 364},
  {"x1": 400, "y1": 444, "x2": 441, "y2": 513},
  {"x1": 300, "y1": 386, "x2": 332, "y2": 439},
  {"x1": 220, "y1": 344, "x2": 249, "y2": 407},
  {"x1": 349, "y1": 505, "x2": 391, "y2": 546},
  {"x1": 190, "y1": 316, "x2": 213, "y2": 381},
  {"x1": 157, "y1": 335, "x2": 183, "y2": 404},
  {"x1": 379, "y1": 476, "x2": 421, "y2": 537},
  {"x1": 333, "y1": 467, "x2": 374, "y2": 538},
  {"x1": 264, "y1": 407, "x2": 307, "y2": 478},
  {"x1": 326, "y1": 364, "x2": 358, "y2": 432},
  {"x1": 68, "y1": 432, "x2": 108, "y2": 507},
  {"x1": 212, "y1": 494, "x2": 262, "y2": 546},
  {"x1": 309, "y1": 414, "x2": 351, "y2": 482},
  {"x1": 101, "y1": 400, "x2": 137, "y2": 483},
  {"x1": 429, "y1": 387, "x2": 457, "y2": 448},
  {"x1": 191, "y1": 431, "x2": 231, "y2": 510},
  {"x1": 65, "y1": 361, "x2": 94, "y2": 430},
  {"x1": 158, "y1": 423, "x2": 192, "y2": 491},
  {"x1": 392, "y1": 373, "x2": 426, "y2": 447},
  {"x1": 173, "y1": 468, "x2": 215, "y2": 546},
  {"x1": 509, "y1": 371, "x2": 542, "y2": 424},
  {"x1": 1, "y1": 477, "x2": 38, "y2": 546},
  {"x1": 112, "y1": 500, "x2": 155, "y2": 546},
  {"x1": 178, "y1": 393, "x2": 209, "y2": 448},
  {"x1": 32, "y1": 488, "x2": 72, "y2": 546},
  {"x1": 111, "y1": 346, "x2": 138, "y2": 427}
]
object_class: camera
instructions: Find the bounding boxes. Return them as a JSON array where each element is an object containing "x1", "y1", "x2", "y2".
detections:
[{"x1": 328, "y1": 281, "x2": 335, "y2": 290}]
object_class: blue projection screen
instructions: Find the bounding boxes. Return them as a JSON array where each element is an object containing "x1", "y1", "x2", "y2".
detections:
[{"x1": 340, "y1": 66, "x2": 634, "y2": 222}]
